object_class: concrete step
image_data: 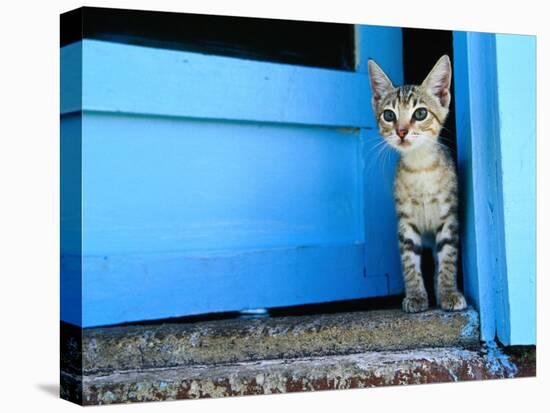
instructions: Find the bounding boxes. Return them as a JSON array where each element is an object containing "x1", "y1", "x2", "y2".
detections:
[
  {"x1": 62, "y1": 345, "x2": 519, "y2": 405},
  {"x1": 78, "y1": 308, "x2": 479, "y2": 374}
]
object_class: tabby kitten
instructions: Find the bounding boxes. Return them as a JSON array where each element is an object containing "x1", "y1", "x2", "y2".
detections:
[{"x1": 367, "y1": 55, "x2": 467, "y2": 313}]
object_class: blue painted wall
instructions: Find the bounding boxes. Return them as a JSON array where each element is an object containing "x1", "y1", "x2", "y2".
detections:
[
  {"x1": 494, "y1": 34, "x2": 536, "y2": 345},
  {"x1": 61, "y1": 27, "x2": 405, "y2": 327},
  {"x1": 453, "y1": 32, "x2": 536, "y2": 345}
]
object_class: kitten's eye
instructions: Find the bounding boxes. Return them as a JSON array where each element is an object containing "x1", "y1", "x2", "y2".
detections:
[
  {"x1": 413, "y1": 108, "x2": 428, "y2": 121},
  {"x1": 382, "y1": 110, "x2": 396, "y2": 122}
]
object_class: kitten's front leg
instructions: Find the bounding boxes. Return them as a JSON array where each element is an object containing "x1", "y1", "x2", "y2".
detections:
[
  {"x1": 397, "y1": 212, "x2": 429, "y2": 313},
  {"x1": 435, "y1": 212, "x2": 467, "y2": 311}
]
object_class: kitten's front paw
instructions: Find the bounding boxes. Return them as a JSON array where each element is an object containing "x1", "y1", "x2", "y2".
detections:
[
  {"x1": 402, "y1": 294, "x2": 429, "y2": 313},
  {"x1": 439, "y1": 291, "x2": 467, "y2": 311}
]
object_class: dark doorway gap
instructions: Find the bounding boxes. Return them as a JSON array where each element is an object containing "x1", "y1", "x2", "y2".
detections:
[{"x1": 60, "y1": 7, "x2": 355, "y2": 71}]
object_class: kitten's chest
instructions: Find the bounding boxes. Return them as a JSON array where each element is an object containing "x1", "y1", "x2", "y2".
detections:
[
  {"x1": 399, "y1": 169, "x2": 442, "y2": 198},
  {"x1": 396, "y1": 168, "x2": 447, "y2": 233}
]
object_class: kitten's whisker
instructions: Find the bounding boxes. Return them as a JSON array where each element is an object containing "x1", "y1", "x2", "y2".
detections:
[
  {"x1": 380, "y1": 143, "x2": 395, "y2": 194},
  {"x1": 366, "y1": 139, "x2": 392, "y2": 172},
  {"x1": 364, "y1": 139, "x2": 387, "y2": 158}
]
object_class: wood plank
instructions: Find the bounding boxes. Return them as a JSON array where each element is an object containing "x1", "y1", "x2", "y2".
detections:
[
  {"x1": 60, "y1": 39, "x2": 377, "y2": 128},
  {"x1": 360, "y1": 129, "x2": 403, "y2": 293},
  {"x1": 69, "y1": 243, "x2": 388, "y2": 327},
  {"x1": 453, "y1": 32, "x2": 481, "y2": 335},
  {"x1": 81, "y1": 113, "x2": 364, "y2": 255},
  {"x1": 356, "y1": 26, "x2": 404, "y2": 295},
  {"x1": 355, "y1": 24, "x2": 404, "y2": 82},
  {"x1": 453, "y1": 32, "x2": 505, "y2": 342}
]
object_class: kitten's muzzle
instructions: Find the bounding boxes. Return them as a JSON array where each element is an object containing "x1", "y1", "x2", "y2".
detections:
[{"x1": 397, "y1": 128, "x2": 409, "y2": 140}]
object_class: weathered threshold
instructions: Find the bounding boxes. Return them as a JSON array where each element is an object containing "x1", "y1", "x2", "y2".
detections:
[
  {"x1": 59, "y1": 308, "x2": 534, "y2": 405},
  {"x1": 66, "y1": 308, "x2": 480, "y2": 375},
  {"x1": 61, "y1": 345, "x2": 529, "y2": 405}
]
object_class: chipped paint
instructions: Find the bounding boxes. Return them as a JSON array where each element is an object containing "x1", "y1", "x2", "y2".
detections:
[
  {"x1": 483, "y1": 341, "x2": 518, "y2": 377},
  {"x1": 459, "y1": 311, "x2": 480, "y2": 339}
]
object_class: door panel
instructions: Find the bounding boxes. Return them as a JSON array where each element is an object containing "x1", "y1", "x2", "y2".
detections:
[{"x1": 82, "y1": 113, "x2": 364, "y2": 254}]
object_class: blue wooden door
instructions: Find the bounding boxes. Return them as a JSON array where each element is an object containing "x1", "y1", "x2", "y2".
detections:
[{"x1": 61, "y1": 26, "x2": 404, "y2": 327}]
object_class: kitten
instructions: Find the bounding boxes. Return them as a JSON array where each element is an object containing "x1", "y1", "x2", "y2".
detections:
[{"x1": 367, "y1": 55, "x2": 467, "y2": 313}]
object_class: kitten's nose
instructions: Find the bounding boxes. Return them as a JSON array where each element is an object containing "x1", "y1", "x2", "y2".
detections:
[{"x1": 397, "y1": 128, "x2": 409, "y2": 139}]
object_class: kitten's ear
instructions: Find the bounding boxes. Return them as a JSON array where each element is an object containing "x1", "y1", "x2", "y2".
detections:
[
  {"x1": 421, "y1": 55, "x2": 452, "y2": 108},
  {"x1": 368, "y1": 59, "x2": 394, "y2": 110}
]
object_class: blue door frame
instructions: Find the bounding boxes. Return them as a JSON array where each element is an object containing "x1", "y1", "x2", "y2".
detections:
[{"x1": 453, "y1": 32, "x2": 536, "y2": 345}]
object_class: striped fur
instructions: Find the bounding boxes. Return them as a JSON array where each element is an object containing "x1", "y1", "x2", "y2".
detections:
[{"x1": 368, "y1": 55, "x2": 467, "y2": 313}]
